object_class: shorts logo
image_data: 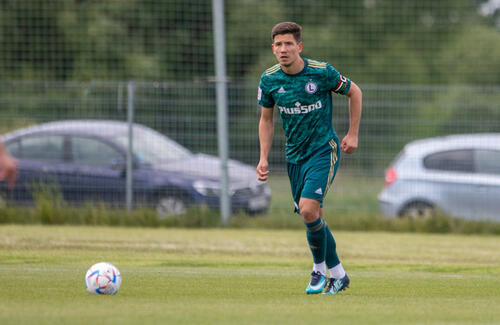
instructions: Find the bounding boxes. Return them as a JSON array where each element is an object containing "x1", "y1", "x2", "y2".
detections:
[
  {"x1": 305, "y1": 81, "x2": 318, "y2": 94},
  {"x1": 257, "y1": 87, "x2": 262, "y2": 100}
]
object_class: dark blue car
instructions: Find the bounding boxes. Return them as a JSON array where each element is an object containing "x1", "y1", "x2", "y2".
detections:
[{"x1": 0, "y1": 120, "x2": 271, "y2": 216}]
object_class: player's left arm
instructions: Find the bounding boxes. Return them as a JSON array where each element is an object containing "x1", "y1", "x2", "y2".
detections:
[{"x1": 341, "y1": 81, "x2": 362, "y2": 154}]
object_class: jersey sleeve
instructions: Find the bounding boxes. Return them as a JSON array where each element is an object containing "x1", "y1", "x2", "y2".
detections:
[
  {"x1": 326, "y1": 64, "x2": 351, "y2": 95},
  {"x1": 257, "y1": 74, "x2": 275, "y2": 108}
]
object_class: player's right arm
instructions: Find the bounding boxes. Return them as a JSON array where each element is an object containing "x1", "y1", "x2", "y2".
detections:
[{"x1": 257, "y1": 106, "x2": 274, "y2": 182}]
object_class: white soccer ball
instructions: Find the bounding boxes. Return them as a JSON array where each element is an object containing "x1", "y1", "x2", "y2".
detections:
[{"x1": 85, "y1": 262, "x2": 122, "y2": 295}]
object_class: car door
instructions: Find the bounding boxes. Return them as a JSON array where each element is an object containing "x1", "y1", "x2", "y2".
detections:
[
  {"x1": 473, "y1": 149, "x2": 500, "y2": 220},
  {"x1": 64, "y1": 136, "x2": 127, "y2": 205},
  {"x1": 4, "y1": 134, "x2": 68, "y2": 204},
  {"x1": 423, "y1": 149, "x2": 480, "y2": 219}
]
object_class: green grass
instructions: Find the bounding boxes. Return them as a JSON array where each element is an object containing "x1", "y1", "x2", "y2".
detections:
[
  {"x1": 1, "y1": 225, "x2": 499, "y2": 324},
  {"x1": 267, "y1": 172, "x2": 383, "y2": 216}
]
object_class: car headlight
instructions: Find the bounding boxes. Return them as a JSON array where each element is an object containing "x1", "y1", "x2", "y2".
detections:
[{"x1": 193, "y1": 180, "x2": 221, "y2": 197}]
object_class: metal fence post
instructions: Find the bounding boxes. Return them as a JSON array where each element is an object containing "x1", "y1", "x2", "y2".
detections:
[
  {"x1": 126, "y1": 81, "x2": 135, "y2": 212},
  {"x1": 212, "y1": 0, "x2": 231, "y2": 226}
]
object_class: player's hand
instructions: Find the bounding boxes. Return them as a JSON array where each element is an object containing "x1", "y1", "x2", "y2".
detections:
[
  {"x1": 256, "y1": 159, "x2": 270, "y2": 182},
  {"x1": 341, "y1": 134, "x2": 358, "y2": 154},
  {"x1": 0, "y1": 154, "x2": 18, "y2": 189}
]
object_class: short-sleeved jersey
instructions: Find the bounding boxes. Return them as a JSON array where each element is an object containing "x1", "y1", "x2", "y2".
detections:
[{"x1": 258, "y1": 58, "x2": 351, "y2": 164}]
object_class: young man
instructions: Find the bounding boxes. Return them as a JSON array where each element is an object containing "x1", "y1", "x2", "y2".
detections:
[
  {"x1": 256, "y1": 22, "x2": 362, "y2": 295},
  {"x1": 0, "y1": 140, "x2": 17, "y2": 188}
]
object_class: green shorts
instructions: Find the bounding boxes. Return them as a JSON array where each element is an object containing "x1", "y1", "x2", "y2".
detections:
[{"x1": 287, "y1": 138, "x2": 340, "y2": 214}]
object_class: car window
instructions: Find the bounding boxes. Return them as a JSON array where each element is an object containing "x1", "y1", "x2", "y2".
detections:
[
  {"x1": 114, "y1": 128, "x2": 191, "y2": 166},
  {"x1": 475, "y1": 150, "x2": 500, "y2": 175},
  {"x1": 423, "y1": 150, "x2": 474, "y2": 173},
  {"x1": 9, "y1": 135, "x2": 65, "y2": 162},
  {"x1": 5, "y1": 140, "x2": 21, "y2": 158},
  {"x1": 71, "y1": 136, "x2": 123, "y2": 167}
]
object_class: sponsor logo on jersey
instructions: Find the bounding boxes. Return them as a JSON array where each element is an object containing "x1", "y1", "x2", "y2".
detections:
[
  {"x1": 305, "y1": 81, "x2": 318, "y2": 94},
  {"x1": 278, "y1": 100, "x2": 323, "y2": 115}
]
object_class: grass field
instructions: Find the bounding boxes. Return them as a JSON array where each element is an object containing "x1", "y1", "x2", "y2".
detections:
[{"x1": 1, "y1": 225, "x2": 499, "y2": 324}]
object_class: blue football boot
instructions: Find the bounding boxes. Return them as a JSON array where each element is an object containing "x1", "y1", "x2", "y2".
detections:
[
  {"x1": 305, "y1": 271, "x2": 327, "y2": 294},
  {"x1": 322, "y1": 274, "x2": 350, "y2": 295}
]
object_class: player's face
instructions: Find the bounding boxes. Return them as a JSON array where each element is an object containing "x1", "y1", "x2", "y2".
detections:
[{"x1": 272, "y1": 34, "x2": 302, "y2": 68}]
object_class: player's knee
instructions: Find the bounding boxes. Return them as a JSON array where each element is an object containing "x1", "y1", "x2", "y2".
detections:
[{"x1": 300, "y1": 206, "x2": 318, "y2": 223}]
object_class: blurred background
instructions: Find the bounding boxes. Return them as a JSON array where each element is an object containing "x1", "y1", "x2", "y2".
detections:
[{"x1": 0, "y1": 0, "x2": 499, "y2": 221}]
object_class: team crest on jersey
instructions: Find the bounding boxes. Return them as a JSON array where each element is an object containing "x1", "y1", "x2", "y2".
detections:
[{"x1": 305, "y1": 81, "x2": 318, "y2": 94}]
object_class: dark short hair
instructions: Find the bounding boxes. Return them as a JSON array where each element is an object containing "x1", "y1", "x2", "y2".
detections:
[{"x1": 271, "y1": 22, "x2": 302, "y2": 43}]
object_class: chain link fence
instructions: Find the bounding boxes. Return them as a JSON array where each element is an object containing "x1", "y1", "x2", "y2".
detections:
[{"x1": 0, "y1": 0, "x2": 499, "y2": 218}]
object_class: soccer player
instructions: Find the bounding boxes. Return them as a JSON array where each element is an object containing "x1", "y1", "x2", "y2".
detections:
[
  {"x1": 0, "y1": 140, "x2": 17, "y2": 188},
  {"x1": 256, "y1": 22, "x2": 362, "y2": 295}
]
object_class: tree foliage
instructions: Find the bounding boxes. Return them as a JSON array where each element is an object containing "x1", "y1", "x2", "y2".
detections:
[{"x1": 0, "y1": 0, "x2": 497, "y2": 85}]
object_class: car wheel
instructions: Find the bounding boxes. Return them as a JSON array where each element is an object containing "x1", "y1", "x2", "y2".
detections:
[
  {"x1": 399, "y1": 201, "x2": 434, "y2": 219},
  {"x1": 156, "y1": 196, "x2": 187, "y2": 219}
]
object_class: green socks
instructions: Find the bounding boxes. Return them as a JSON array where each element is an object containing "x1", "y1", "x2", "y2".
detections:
[
  {"x1": 325, "y1": 222, "x2": 341, "y2": 268},
  {"x1": 305, "y1": 218, "x2": 341, "y2": 268},
  {"x1": 305, "y1": 217, "x2": 327, "y2": 264}
]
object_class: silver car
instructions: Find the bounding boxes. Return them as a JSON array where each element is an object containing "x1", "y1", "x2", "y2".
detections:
[{"x1": 378, "y1": 134, "x2": 500, "y2": 221}]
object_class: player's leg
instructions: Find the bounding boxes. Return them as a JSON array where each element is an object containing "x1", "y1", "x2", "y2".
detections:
[
  {"x1": 319, "y1": 208, "x2": 340, "y2": 271},
  {"x1": 296, "y1": 143, "x2": 334, "y2": 294},
  {"x1": 320, "y1": 207, "x2": 350, "y2": 294},
  {"x1": 320, "y1": 139, "x2": 350, "y2": 294},
  {"x1": 300, "y1": 199, "x2": 324, "y2": 263},
  {"x1": 300, "y1": 197, "x2": 328, "y2": 294},
  {"x1": 287, "y1": 161, "x2": 327, "y2": 294}
]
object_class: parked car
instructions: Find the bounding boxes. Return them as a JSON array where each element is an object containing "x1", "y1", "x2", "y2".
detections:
[
  {"x1": 378, "y1": 134, "x2": 500, "y2": 221},
  {"x1": 0, "y1": 120, "x2": 271, "y2": 217}
]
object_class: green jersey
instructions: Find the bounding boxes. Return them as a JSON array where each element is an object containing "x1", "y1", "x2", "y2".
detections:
[{"x1": 258, "y1": 58, "x2": 351, "y2": 164}]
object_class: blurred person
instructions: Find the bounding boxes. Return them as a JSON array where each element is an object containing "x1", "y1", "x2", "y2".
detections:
[
  {"x1": 0, "y1": 140, "x2": 17, "y2": 188},
  {"x1": 256, "y1": 22, "x2": 362, "y2": 295}
]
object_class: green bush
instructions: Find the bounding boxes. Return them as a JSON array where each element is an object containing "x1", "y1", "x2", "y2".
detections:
[{"x1": 0, "y1": 185, "x2": 499, "y2": 235}]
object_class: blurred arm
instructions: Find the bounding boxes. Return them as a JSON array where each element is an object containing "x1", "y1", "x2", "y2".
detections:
[
  {"x1": 341, "y1": 81, "x2": 362, "y2": 154},
  {"x1": 256, "y1": 107, "x2": 274, "y2": 181}
]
